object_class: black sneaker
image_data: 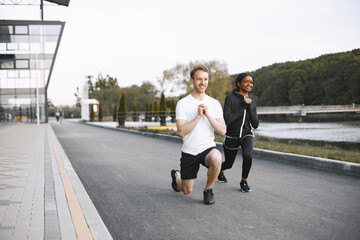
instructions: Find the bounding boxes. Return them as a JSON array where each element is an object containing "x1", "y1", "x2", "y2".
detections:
[
  {"x1": 240, "y1": 180, "x2": 251, "y2": 192},
  {"x1": 171, "y1": 169, "x2": 180, "y2": 192},
  {"x1": 203, "y1": 188, "x2": 215, "y2": 205},
  {"x1": 218, "y1": 171, "x2": 227, "y2": 183}
]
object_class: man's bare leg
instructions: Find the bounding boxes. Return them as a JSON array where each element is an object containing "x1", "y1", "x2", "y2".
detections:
[
  {"x1": 204, "y1": 149, "x2": 222, "y2": 190},
  {"x1": 175, "y1": 171, "x2": 194, "y2": 195}
]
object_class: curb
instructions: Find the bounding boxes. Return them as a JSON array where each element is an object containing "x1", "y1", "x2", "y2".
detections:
[
  {"x1": 81, "y1": 122, "x2": 360, "y2": 178},
  {"x1": 49, "y1": 124, "x2": 113, "y2": 240},
  {"x1": 252, "y1": 148, "x2": 360, "y2": 178}
]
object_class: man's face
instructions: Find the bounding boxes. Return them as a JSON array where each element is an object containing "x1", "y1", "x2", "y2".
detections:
[{"x1": 191, "y1": 70, "x2": 209, "y2": 93}]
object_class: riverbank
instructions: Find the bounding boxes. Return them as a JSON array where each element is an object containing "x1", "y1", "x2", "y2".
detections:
[
  {"x1": 81, "y1": 119, "x2": 359, "y2": 163},
  {"x1": 129, "y1": 126, "x2": 360, "y2": 164},
  {"x1": 252, "y1": 136, "x2": 360, "y2": 164}
]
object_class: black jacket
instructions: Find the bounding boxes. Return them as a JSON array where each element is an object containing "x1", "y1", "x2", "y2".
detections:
[{"x1": 223, "y1": 91, "x2": 259, "y2": 138}]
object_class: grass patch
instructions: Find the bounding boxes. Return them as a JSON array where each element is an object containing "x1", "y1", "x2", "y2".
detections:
[
  {"x1": 120, "y1": 126, "x2": 360, "y2": 164},
  {"x1": 120, "y1": 126, "x2": 179, "y2": 136},
  {"x1": 251, "y1": 136, "x2": 360, "y2": 164}
]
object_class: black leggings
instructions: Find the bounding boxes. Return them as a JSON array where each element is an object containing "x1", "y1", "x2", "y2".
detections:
[{"x1": 222, "y1": 135, "x2": 254, "y2": 179}]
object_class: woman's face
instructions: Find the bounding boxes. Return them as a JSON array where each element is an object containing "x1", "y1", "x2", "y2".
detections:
[{"x1": 238, "y1": 75, "x2": 254, "y2": 94}]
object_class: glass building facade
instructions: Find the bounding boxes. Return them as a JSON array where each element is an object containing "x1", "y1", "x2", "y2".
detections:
[{"x1": 0, "y1": 20, "x2": 64, "y2": 123}]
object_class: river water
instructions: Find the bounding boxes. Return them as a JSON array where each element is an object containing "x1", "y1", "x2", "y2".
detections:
[
  {"x1": 254, "y1": 121, "x2": 360, "y2": 143},
  {"x1": 84, "y1": 119, "x2": 360, "y2": 143}
]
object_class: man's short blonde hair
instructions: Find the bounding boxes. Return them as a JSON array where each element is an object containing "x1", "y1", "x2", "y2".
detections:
[{"x1": 190, "y1": 64, "x2": 209, "y2": 79}]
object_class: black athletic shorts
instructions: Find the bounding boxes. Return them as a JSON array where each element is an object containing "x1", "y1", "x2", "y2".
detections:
[{"x1": 180, "y1": 146, "x2": 217, "y2": 180}]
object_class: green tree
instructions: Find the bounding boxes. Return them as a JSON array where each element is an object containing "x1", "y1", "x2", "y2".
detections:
[
  {"x1": 288, "y1": 69, "x2": 306, "y2": 105},
  {"x1": 343, "y1": 59, "x2": 360, "y2": 103},
  {"x1": 83, "y1": 73, "x2": 121, "y2": 116},
  {"x1": 153, "y1": 101, "x2": 159, "y2": 122},
  {"x1": 55, "y1": 105, "x2": 81, "y2": 118},
  {"x1": 118, "y1": 92, "x2": 127, "y2": 126},
  {"x1": 113, "y1": 103, "x2": 118, "y2": 122},
  {"x1": 159, "y1": 60, "x2": 232, "y2": 105},
  {"x1": 145, "y1": 102, "x2": 150, "y2": 122},
  {"x1": 206, "y1": 60, "x2": 232, "y2": 105},
  {"x1": 250, "y1": 48, "x2": 360, "y2": 106},
  {"x1": 74, "y1": 87, "x2": 81, "y2": 107},
  {"x1": 90, "y1": 105, "x2": 95, "y2": 122},
  {"x1": 132, "y1": 103, "x2": 139, "y2": 122},
  {"x1": 148, "y1": 102, "x2": 153, "y2": 122},
  {"x1": 76, "y1": 74, "x2": 159, "y2": 119},
  {"x1": 121, "y1": 81, "x2": 158, "y2": 112},
  {"x1": 159, "y1": 92, "x2": 167, "y2": 126},
  {"x1": 170, "y1": 98, "x2": 176, "y2": 123},
  {"x1": 98, "y1": 103, "x2": 103, "y2": 121},
  {"x1": 289, "y1": 81, "x2": 305, "y2": 105}
]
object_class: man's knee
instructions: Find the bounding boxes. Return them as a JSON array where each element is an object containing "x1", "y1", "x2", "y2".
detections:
[
  {"x1": 208, "y1": 150, "x2": 222, "y2": 168},
  {"x1": 182, "y1": 186, "x2": 193, "y2": 195},
  {"x1": 181, "y1": 180, "x2": 194, "y2": 195}
]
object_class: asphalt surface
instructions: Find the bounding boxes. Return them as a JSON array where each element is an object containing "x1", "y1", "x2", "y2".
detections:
[{"x1": 51, "y1": 121, "x2": 360, "y2": 240}]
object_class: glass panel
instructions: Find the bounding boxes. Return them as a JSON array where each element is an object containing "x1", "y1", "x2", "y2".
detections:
[
  {"x1": 0, "y1": 43, "x2": 6, "y2": 50},
  {"x1": 17, "y1": 78, "x2": 30, "y2": 88},
  {"x1": 29, "y1": 59, "x2": 36, "y2": 69},
  {"x1": 15, "y1": 54, "x2": 30, "y2": 59},
  {"x1": 31, "y1": 60, "x2": 45, "y2": 69},
  {"x1": 0, "y1": 26, "x2": 13, "y2": 34},
  {"x1": 15, "y1": 26, "x2": 28, "y2": 35},
  {"x1": 0, "y1": 35, "x2": 11, "y2": 43},
  {"x1": 0, "y1": 78, "x2": 8, "y2": 87},
  {"x1": 29, "y1": 25, "x2": 41, "y2": 35},
  {"x1": 18, "y1": 43, "x2": 30, "y2": 50},
  {"x1": 44, "y1": 42, "x2": 56, "y2": 53},
  {"x1": 44, "y1": 53, "x2": 54, "y2": 59},
  {"x1": 44, "y1": 25, "x2": 61, "y2": 35},
  {"x1": 16, "y1": 60, "x2": 29, "y2": 69},
  {"x1": 30, "y1": 42, "x2": 41, "y2": 53},
  {"x1": 29, "y1": 35, "x2": 40, "y2": 43},
  {"x1": 39, "y1": 60, "x2": 45, "y2": 69},
  {"x1": 14, "y1": 35, "x2": 29, "y2": 43},
  {"x1": 19, "y1": 70, "x2": 30, "y2": 78},
  {"x1": 0, "y1": 70, "x2": 6, "y2": 78},
  {"x1": 45, "y1": 35, "x2": 58, "y2": 42},
  {"x1": 45, "y1": 59, "x2": 52, "y2": 69},
  {"x1": 6, "y1": 85, "x2": 15, "y2": 92},
  {"x1": 1, "y1": 59, "x2": 14, "y2": 69},
  {"x1": 30, "y1": 76, "x2": 37, "y2": 87},
  {"x1": 7, "y1": 43, "x2": 16, "y2": 50},
  {"x1": 7, "y1": 70, "x2": 17, "y2": 78}
]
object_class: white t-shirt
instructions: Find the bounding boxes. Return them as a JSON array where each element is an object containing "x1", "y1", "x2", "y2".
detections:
[{"x1": 176, "y1": 94, "x2": 223, "y2": 155}]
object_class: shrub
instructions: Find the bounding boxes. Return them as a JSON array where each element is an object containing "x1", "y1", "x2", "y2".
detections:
[
  {"x1": 118, "y1": 92, "x2": 127, "y2": 126},
  {"x1": 159, "y1": 92, "x2": 166, "y2": 126}
]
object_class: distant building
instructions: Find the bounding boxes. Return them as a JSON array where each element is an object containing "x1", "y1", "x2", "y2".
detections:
[{"x1": 0, "y1": 1, "x2": 68, "y2": 123}]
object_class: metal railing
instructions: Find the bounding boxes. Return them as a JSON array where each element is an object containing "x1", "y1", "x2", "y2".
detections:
[
  {"x1": 90, "y1": 104, "x2": 360, "y2": 122},
  {"x1": 257, "y1": 104, "x2": 360, "y2": 116},
  {"x1": 92, "y1": 111, "x2": 176, "y2": 122}
]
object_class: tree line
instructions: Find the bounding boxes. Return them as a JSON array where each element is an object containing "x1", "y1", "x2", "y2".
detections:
[
  {"x1": 65, "y1": 48, "x2": 359, "y2": 120},
  {"x1": 249, "y1": 48, "x2": 360, "y2": 106}
]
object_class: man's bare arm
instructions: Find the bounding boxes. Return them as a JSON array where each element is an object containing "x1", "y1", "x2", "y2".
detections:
[
  {"x1": 176, "y1": 105, "x2": 204, "y2": 138},
  {"x1": 206, "y1": 115, "x2": 226, "y2": 136},
  {"x1": 200, "y1": 103, "x2": 226, "y2": 136}
]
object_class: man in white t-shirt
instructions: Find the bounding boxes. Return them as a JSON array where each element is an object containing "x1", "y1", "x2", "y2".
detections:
[{"x1": 171, "y1": 64, "x2": 226, "y2": 205}]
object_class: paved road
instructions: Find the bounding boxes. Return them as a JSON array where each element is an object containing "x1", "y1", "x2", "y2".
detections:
[{"x1": 51, "y1": 121, "x2": 360, "y2": 240}]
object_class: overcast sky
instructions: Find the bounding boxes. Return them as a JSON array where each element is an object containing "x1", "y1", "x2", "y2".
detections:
[{"x1": 1, "y1": 0, "x2": 360, "y2": 106}]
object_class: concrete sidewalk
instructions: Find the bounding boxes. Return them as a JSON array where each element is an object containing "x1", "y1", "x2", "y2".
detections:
[{"x1": 0, "y1": 122, "x2": 112, "y2": 240}]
